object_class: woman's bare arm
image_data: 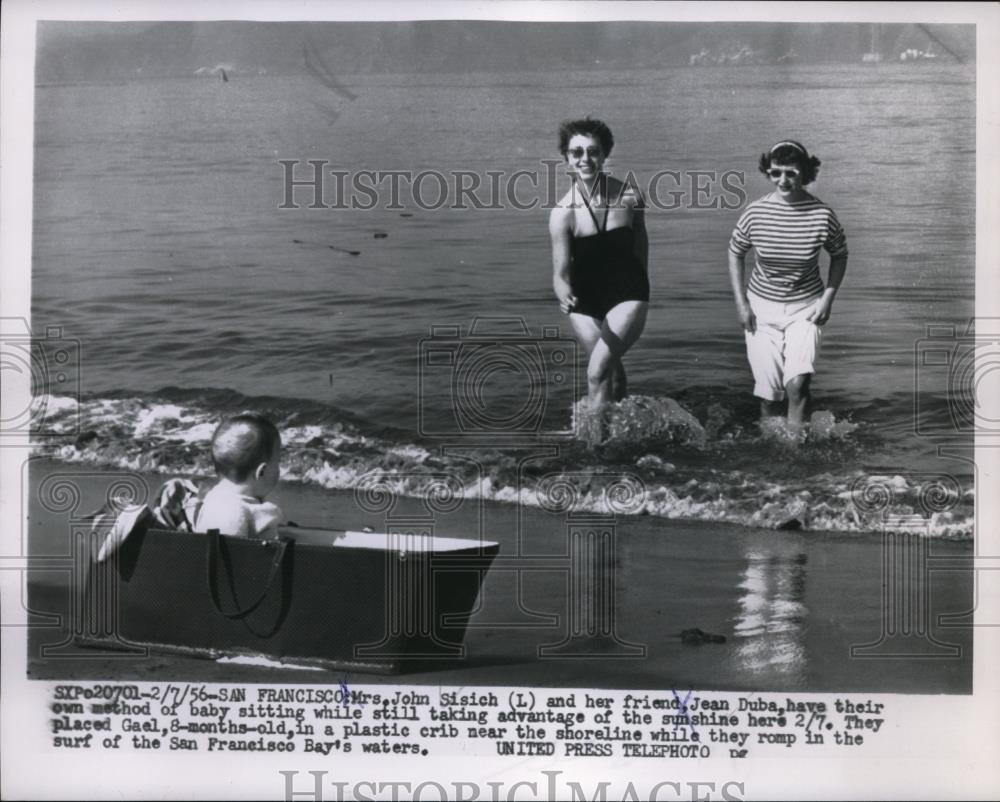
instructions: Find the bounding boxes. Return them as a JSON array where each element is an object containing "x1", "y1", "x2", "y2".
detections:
[
  {"x1": 728, "y1": 249, "x2": 755, "y2": 333},
  {"x1": 550, "y1": 205, "x2": 577, "y2": 314}
]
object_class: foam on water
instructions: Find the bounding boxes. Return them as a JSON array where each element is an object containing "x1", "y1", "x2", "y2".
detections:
[
  {"x1": 756, "y1": 409, "x2": 860, "y2": 444},
  {"x1": 33, "y1": 391, "x2": 974, "y2": 538}
]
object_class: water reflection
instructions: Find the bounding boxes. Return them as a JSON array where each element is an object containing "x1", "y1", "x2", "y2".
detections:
[{"x1": 732, "y1": 550, "x2": 808, "y2": 683}]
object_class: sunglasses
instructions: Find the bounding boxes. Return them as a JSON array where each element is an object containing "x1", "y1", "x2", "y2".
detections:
[
  {"x1": 568, "y1": 146, "x2": 602, "y2": 160},
  {"x1": 768, "y1": 168, "x2": 801, "y2": 179}
]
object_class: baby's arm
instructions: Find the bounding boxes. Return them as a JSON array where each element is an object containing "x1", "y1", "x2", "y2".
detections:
[{"x1": 251, "y1": 501, "x2": 284, "y2": 539}]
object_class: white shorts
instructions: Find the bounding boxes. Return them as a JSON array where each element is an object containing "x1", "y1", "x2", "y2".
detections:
[{"x1": 744, "y1": 292, "x2": 822, "y2": 401}]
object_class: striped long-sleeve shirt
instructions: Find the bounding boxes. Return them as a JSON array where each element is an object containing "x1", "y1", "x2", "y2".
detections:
[{"x1": 729, "y1": 193, "x2": 848, "y2": 302}]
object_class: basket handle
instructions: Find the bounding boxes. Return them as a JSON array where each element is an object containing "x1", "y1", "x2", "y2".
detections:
[{"x1": 206, "y1": 529, "x2": 289, "y2": 620}]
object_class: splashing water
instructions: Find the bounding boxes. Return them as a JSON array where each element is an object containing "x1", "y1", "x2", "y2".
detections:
[
  {"x1": 808, "y1": 410, "x2": 859, "y2": 439},
  {"x1": 572, "y1": 395, "x2": 707, "y2": 448},
  {"x1": 757, "y1": 409, "x2": 859, "y2": 445}
]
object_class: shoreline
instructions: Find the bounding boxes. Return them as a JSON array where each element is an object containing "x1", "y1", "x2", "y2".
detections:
[
  {"x1": 35, "y1": 421, "x2": 977, "y2": 540},
  {"x1": 24, "y1": 460, "x2": 973, "y2": 693}
]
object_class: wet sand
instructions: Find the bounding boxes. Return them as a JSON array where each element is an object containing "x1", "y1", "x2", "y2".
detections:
[{"x1": 24, "y1": 460, "x2": 972, "y2": 693}]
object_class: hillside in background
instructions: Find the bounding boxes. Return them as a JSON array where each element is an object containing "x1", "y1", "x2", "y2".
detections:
[{"x1": 35, "y1": 20, "x2": 975, "y2": 83}]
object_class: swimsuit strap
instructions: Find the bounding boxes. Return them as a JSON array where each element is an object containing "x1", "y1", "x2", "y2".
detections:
[
  {"x1": 596, "y1": 174, "x2": 610, "y2": 232},
  {"x1": 574, "y1": 174, "x2": 608, "y2": 233}
]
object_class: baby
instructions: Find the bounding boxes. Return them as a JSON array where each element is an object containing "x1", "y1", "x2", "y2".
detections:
[{"x1": 196, "y1": 412, "x2": 284, "y2": 539}]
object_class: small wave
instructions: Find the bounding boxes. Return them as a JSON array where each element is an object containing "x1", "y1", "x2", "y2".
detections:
[{"x1": 32, "y1": 391, "x2": 973, "y2": 538}]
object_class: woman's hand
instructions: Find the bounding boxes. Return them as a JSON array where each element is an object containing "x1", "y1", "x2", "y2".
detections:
[
  {"x1": 807, "y1": 296, "x2": 834, "y2": 326},
  {"x1": 737, "y1": 301, "x2": 756, "y2": 333},
  {"x1": 556, "y1": 287, "x2": 578, "y2": 315}
]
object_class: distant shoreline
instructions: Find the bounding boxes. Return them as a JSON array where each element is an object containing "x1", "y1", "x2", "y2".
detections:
[{"x1": 35, "y1": 20, "x2": 975, "y2": 85}]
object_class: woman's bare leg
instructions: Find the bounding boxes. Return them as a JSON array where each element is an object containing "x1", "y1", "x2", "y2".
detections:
[
  {"x1": 611, "y1": 359, "x2": 627, "y2": 401},
  {"x1": 567, "y1": 311, "x2": 604, "y2": 400},
  {"x1": 588, "y1": 301, "x2": 648, "y2": 409},
  {"x1": 785, "y1": 373, "x2": 812, "y2": 433}
]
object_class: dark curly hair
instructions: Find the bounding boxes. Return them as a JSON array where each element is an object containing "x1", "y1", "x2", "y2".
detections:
[
  {"x1": 558, "y1": 118, "x2": 614, "y2": 158},
  {"x1": 757, "y1": 140, "x2": 822, "y2": 185}
]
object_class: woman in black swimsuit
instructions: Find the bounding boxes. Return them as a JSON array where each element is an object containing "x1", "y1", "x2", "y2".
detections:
[{"x1": 549, "y1": 118, "x2": 650, "y2": 418}]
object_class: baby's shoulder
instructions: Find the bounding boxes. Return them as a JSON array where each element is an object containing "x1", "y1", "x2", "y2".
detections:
[{"x1": 197, "y1": 482, "x2": 253, "y2": 536}]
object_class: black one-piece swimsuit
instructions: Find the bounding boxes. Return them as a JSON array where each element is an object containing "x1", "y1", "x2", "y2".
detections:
[{"x1": 569, "y1": 188, "x2": 650, "y2": 321}]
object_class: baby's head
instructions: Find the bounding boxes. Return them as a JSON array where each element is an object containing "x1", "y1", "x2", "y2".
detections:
[{"x1": 210, "y1": 413, "x2": 282, "y2": 498}]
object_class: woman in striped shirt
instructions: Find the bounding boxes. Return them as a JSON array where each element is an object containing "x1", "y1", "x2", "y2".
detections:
[{"x1": 727, "y1": 140, "x2": 848, "y2": 435}]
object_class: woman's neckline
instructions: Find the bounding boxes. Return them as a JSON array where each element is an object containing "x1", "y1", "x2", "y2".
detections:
[
  {"x1": 573, "y1": 224, "x2": 633, "y2": 239},
  {"x1": 768, "y1": 190, "x2": 814, "y2": 205}
]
